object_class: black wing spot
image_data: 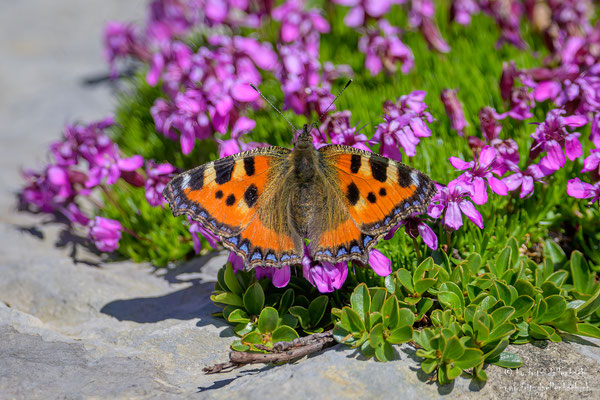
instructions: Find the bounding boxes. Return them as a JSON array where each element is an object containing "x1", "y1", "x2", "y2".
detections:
[
  {"x1": 215, "y1": 190, "x2": 223, "y2": 199},
  {"x1": 189, "y1": 165, "x2": 205, "y2": 190},
  {"x1": 367, "y1": 192, "x2": 377, "y2": 203},
  {"x1": 215, "y1": 158, "x2": 235, "y2": 184},
  {"x1": 398, "y1": 165, "x2": 413, "y2": 187},
  {"x1": 226, "y1": 194, "x2": 236, "y2": 206},
  {"x1": 379, "y1": 187, "x2": 387, "y2": 196},
  {"x1": 244, "y1": 184, "x2": 258, "y2": 208},
  {"x1": 244, "y1": 156, "x2": 255, "y2": 176},
  {"x1": 369, "y1": 157, "x2": 388, "y2": 182},
  {"x1": 346, "y1": 182, "x2": 360, "y2": 206},
  {"x1": 350, "y1": 154, "x2": 361, "y2": 173}
]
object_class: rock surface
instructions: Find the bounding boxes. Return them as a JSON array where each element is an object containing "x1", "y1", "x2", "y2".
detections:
[{"x1": 1, "y1": 1, "x2": 600, "y2": 399}]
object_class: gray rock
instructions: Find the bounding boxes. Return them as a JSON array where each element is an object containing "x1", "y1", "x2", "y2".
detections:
[{"x1": 1, "y1": 1, "x2": 600, "y2": 399}]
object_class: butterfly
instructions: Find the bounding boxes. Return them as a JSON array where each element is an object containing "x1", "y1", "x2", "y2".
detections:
[{"x1": 163, "y1": 124, "x2": 436, "y2": 269}]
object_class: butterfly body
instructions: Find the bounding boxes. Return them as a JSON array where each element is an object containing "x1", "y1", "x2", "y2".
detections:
[{"x1": 164, "y1": 124, "x2": 436, "y2": 269}]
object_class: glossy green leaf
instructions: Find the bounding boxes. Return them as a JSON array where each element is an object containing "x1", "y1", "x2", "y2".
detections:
[
  {"x1": 397, "y1": 308, "x2": 415, "y2": 328},
  {"x1": 243, "y1": 283, "x2": 265, "y2": 316},
  {"x1": 545, "y1": 271, "x2": 568, "y2": 288},
  {"x1": 550, "y1": 308, "x2": 578, "y2": 334},
  {"x1": 488, "y1": 351, "x2": 522, "y2": 368},
  {"x1": 272, "y1": 325, "x2": 299, "y2": 342},
  {"x1": 454, "y1": 349, "x2": 483, "y2": 371},
  {"x1": 241, "y1": 331, "x2": 263, "y2": 345},
  {"x1": 231, "y1": 340, "x2": 250, "y2": 352},
  {"x1": 227, "y1": 308, "x2": 250, "y2": 324},
  {"x1": 415, "y1": 279, "x2": 437, "y2": 295},
  {"x1": 413, "y1": 258, "x2": 434, "y2": 285},
  {"x1": 577, "y1": 323, "x2": 600, "y2": 339},
  {"x1": 514, "y1": 279, "x2": 536, "y2": 298},
  {"x1": 493, "y1": 247, "x2": 512, "y2": 278},
  {"x1": 492, "y1": 280, "x2": 513, "y2": 306},
  {"x1": 375, "y1": 341, "x2": 395, "y2": 362},
  {"x1": 224, "y1": 263, "x2": 243, "y2": 295},
  {"x1": 341, "y1": 307, "x2": 366, "y2": 333},
  {"x1": 512, "y1": 295, "x2": 535, "y2": 319},
  {"x1": 382, "y1": 295, "x2": 399, "y2": 329},
  {"x1": 370, "y1": 288, "x2": 387, "y2": 313},
  {"x1": 442, "y1": 336, "x2": 465, "y2": 361},
  {"x1": 360, "y1": 339, "x2": 375, "y2": 358},
  {"x1": 570, "y1": 251, "x2": 591, "y2": 294},
  {"x1": 211, "y1": 292, "x2": 243, "y2": 307},
  {"x1": 369, "y1": 323, "x2": 385, "y2": 348},
  {"x1": 490, "y1": 306, "x2": 515, "y2": 328},
  {"x1": 279, "y1": 288, "x2": 295, "y2": 315},
  {"x1": 258, "y1": 307, "x2": 279, "y2": 333},
  {"x1": 289, "y1": 306, "x2": 310, "y2": 330},
  {"x1": 544, "y1": 239, "x2": 567, "y2": 269},
  {"x1": 396, "y1": 269, "x2": 414, "y2": 293},
  {"x1": 421, "y1": 358, "x2": 438, "y2": 374},
  {"x1": 439, "y1": 291, "x2": 462, "y2": 312},
  {"x1": 387, "y1": 326, "x2": 413, "y2": 344},
  {"x1": 308, "y1": 295, "x2": 329, "y2": 327},
  {"x1": 488, "y1": 323, "x2": 516, "y2": 342},
  {"x1": 466, "y1": 253, "x2": 482, "y2": 275},
  {"x1": 576, "y1": 284, "x2": 600, "y2": 319},
  {"x1": 351, "y1": 283, "x2": 371, "y2": 328},
  {"x1": 539, "y1": 295, "x2": 567, "y2": 323}
]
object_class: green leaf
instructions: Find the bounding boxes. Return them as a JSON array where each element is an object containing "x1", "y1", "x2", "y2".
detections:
[
  {"x1": 396, "y1": 269, "x2": 414, "y2": 293},
  {"x1": 512, "y1": 295, "x2": 535, "y2": 319},
  {"x1": 224, "y1": 263, "x2": 243, "y2": 295},
  {"x1": 341, "y1": 307, "x2": 366, "y2": 333},
  {"x1": 280, "y1": 313, "x2": 298, "y2": 329},
  {"x1": 382, "y1": 295, "x2": 400, "y2": 329},
  {"x1": 490, "y1": 306, "x2": 515, "y2": 328},
  {"x1": 577, "y1": 323, "x2": 600, "y2": 339},
  {"x1": 211, "y1": 292, "x2": 243, "y2": 307},
  {"x1": 234, "y1": 322, "x2": 254, "y2": 336},
  {"x1": 421, "y1": 358, "x2": 438, "y2": 374},
  {"x1": 397, "y1": 308, "x2": 416, "y2": 327},
  {"x1": 227, "y1": 308, "x2": 250, "y2": 324},
  {"x1": 529, "y1": 322, "x2": 551, "y2": 339},
  {"x1": 231, "y1": 340, "x2": 250, "y2": 352},
  {"x1": 415, "y1": 279, "x2": 437, "y2": 295},
  {"x1": 442, "y1": 336, "x2": 465, "y2": 361},
  {"x1": 369, "y1": 323, "x2": 385, "y2": 348},
  {"x1": 279, "y1": 289, "x2": 295, "y2": 315},
  {"x1": 493, "y1": 247, "x2": 512, "y2": 278},
  {"x1": 360, "y1": 339, "x2": 375, "y2": 358},
  {"x1": 576, "y1": 284, "x2": 600, "y2": 319},
  {"x1": 387, "y1": 326, "x2": 413, "y2": 344},
  {"x1": 370, "y1": 288, "x2": 387, "y2": 313},
  {"x1": 483, "y1": 339, "x2": 509, "y2": 361},
  {"x1": 243, "y1": 283, "x2": 265, "y2": 316},
  {"x1": 438, "y1": 291, "x2": 462, "y2": 312},
  {"x1": 289, "y1": 306, "x2": 310, "y2": 330},
  {"x1": 308, "y1": 295, "x2": 329, "y2": 327},
  {"x1": 440, "y1": 282, "x2": 464, "y2": 308},
  {"x1": 514, "y1": 279, "x2": 536, "y2": 298},
  {"x1": 258, "y1": 307, "x2": 279, "y2": 334},
  {"x1": 416, "y1": 298, "x2": 433, "y2": 319},
  {"x1": 375, "y1": 342, "x2": 395, "y2": 362},
  {"x1": 493, "y1": 280, "x2": 513, "y2": 306},
  {"x1": 544, "y1": 239, "x2": 567, "y2": 269},
  {"x1": 539, "y1": 295, "x2": 567, "y2": 323},
  {"x1": 466, "y1": 253, "x2": 482, "y2": 275},
  {"x1": 488, "y1": 323, "x2": 516, "y2": 342},
  {"x1": 550, "y1": 308, "x2": 578, "y2": 334},
  {"x1": 570, "y1": 251, "x2": 591, "y2": 294},
  {"x1": 351, "y1": 283, "x2": 371, "y2": 328},
  {"x1": 241, "y1": 331, "x2": 263, "y2": 345},
  {"x1": 272, "y1": 325, "x2": 299, "y2": 342},
  {"x1": 488, "y1": 351, "x2": 523, "y2": 368},
  {"x1": 413, "y1": 258, "x2": 434, "y2": 285},
  {"x1": 454, "y1": 348, "x2": 483, "y2": 370},
  {"x1": 545, "y1": 271, "x2": 568, "y2": 288}
]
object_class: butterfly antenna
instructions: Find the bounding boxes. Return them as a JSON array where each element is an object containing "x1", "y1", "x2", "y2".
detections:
[
  {"x1": 316, "y1": 79, "x2": 353, "y2": 122},
  {"x1": 250, "y1": 84, "x2": 297, "y2": 132}
]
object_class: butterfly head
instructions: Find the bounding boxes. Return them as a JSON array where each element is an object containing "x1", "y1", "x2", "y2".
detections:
[{"x1": 294, "y1": 124, "x2": 314, "y2": 149}]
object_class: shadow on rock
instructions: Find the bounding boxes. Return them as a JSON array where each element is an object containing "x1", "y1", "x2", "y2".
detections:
[{"x1": 101, "y1": 282, "x2": 222, "y2": 324}]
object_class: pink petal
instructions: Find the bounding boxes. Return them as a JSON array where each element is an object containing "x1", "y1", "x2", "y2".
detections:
[
  {"x1": 478, "y1": 146, "x2": 497, "y2": 169},
  {"x1": 567, "y1": 178, "x2": 594, "y2": 199},
  {"x1": 368, "y1": 249, "x2": 391, "y2": 277},
  {"x1": 231, "y1": 83, "x2": 259, "y2": 102},
  {"x1": 520, "y1": 176, "x2": 534, "y2": 198},
  {"x1": 117, "y1": 155, "x2": 144, "y2": 171},
  {"x1": 503, "y1": 173, "x2": 523, "y2": 191},
  {"x1": 488, "y1": 176, "x2": 508, "y2": 195},
  {"x1": 565, "y1": 134, "x2": 583, "y2": 161},
  {"x1": 365, "y1": 52, "x2": 382, "y2": 76},
  {"x1": 533, "y1": 81, "x2": 561, "y2": 102},
  {"x1": 459, "y1": 200, "x2": 483, "y2": 229},
  {"x1": 444, "y1": 202, "x2": 463, "y2": 230},
  {"x1": 543, "y1": 140, "x2": 566, "y2": 170},
  {"x1": 344, "y1": 6, "x2": 364, "y2": 27},
  {"x1": 449, "y1": 156, "x2": 472, "y2": 171},
  {"x1": 418, "y1": 222, "x2": 438, "y2": 250},
  {"x1": 582, "y1": 153, "x2": 600, "y2": 173},
  {"x1": 470, "y1": 177, "x2": 488, "y2": 205},
  {"x1": 272, "y1": 265, "x2": 291, "y2": 288},
  {"x1": 563, "y1": 115, "x2": 588, "y2": 127},
  {"x1": 365, "y1": 1, "x2": 391, "y2": 17}
]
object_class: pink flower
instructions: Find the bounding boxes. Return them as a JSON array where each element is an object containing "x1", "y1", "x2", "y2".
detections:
[
  {"x1": 503, "y1": 163, "x2": 547, "y2": 198},
  {"x1": 88, "y1": 216, "x2": 123, "y2": 252},
  {"x1": 582, "y1": 149, "x2": 600, "y2": 175},
  {"x1": 317, "y1": 111, "x2": 371, "y2": 152},
  {"x1": 385, "y1": 214, "x2": 438, "y2": 250},
  {"x1": 302, "y1": 246, "x2": 348, "y2": 293},
  {"x1": 358, "y1": 19, "x2": 414, "y2": 76},
  {"x1": 567, "y1": 178, "x2": 600, "y2": 211},
  {"x1": 529, "y1": 109, "x2": 587, "y2": 172},
  {"x1": 334, "y1": 0, "x2": 396, "y2": 27},
  {"x1": 441, "y1": 89, "x2": 468, "y2": 136},
  {"x1": 188, "y1": 216, "x2": 219, "y2": 254},
  {"x1": 428, "y1": 180, "x2": 484, "y2": 231},
  {"x1": 145, "y1": 161, "x2": 176, "y2": 207},
  {"x1": 449, "y1": 146, "x2": 508, "y2": 205}
]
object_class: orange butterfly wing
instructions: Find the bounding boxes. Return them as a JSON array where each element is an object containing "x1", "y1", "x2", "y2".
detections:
[
  {"x1": 163, "y1": 146, "x2": 303, "y2": 268},
  {"x1": 311, "y1": 145, "x2": 436, "y2": 264}
]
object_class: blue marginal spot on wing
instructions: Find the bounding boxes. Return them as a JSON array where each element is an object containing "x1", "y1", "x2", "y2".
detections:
[
  {"x1": 200, "y1": 210, "x2": 208, "y2": 219},
  {"x1": 384, "y1": 217, "x2": 391, "y2": 224},
  {"x1": 176, "y1": 196, "x2": 182, "y2": 205},
  {"x1": 281, "y1": 254, "x2": 290, "y2": 261},
  {"x1": 227, "y1": 236, "x2": 239, "y2": 246},
  {"x1": 266, "y1": 253, "x2": 277, "y2": 261},
  {"x1": 240, "y1": 242, "x2": 249, "y2": 253},
  {"x1": 393, "y1": 207, "x2": 401, "y2": 215},
  {"x1": 412, "y1": 200, "x2": 420, "y2": 207},
  {"x1": 363, "y1": 235, "x2": 373, "y2": 246},
  {"x1": 190, "y1": 204, "x2": 198, "y2": 212},
  {"x1": 324, "y1": 249, "x2": 332, "y2": 257},
  {"x1": 336, "y1": 248, "x2": 347, "y2": 257},
  {"x1": 351, "y1": 245, "x2": 361, "y2": 253},
  {"x1": 251, "y1": 251, "x2": 262, "y2": 261}
]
